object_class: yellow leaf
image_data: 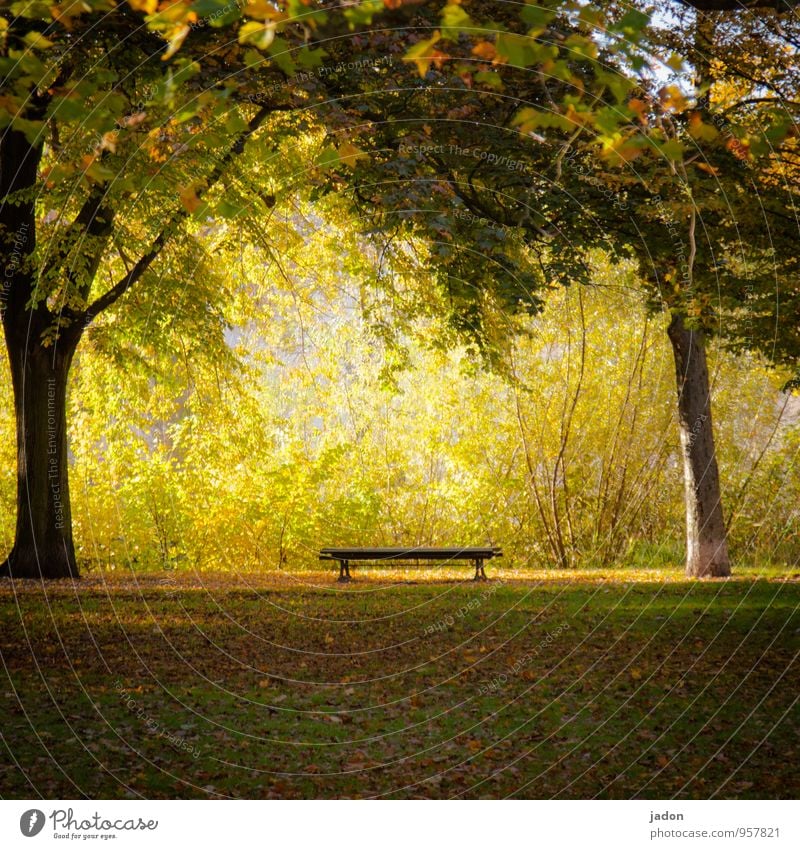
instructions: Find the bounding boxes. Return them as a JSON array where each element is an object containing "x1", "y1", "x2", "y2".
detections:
[
  {"x1": 601, "y1": 135, "x2": 644, "y2": 166},
  {"x1": 239, "y1": 20, "x2": 276, "y2": 49},
  {"x1": 659, "y1": 85, "x2": 688, "y2": 113},
  {"x1": 24, "y1": 31, "x2": 54, "y2": 49},
  {"x1": 0, "y1": 94, "x2": 21, "y2": 116},
  {"x1": 337, "y1": 141, "x2": 368, "y2": 167},
  {"x1": 244, "y1": 0, "x2": 288, "y2": 20},
  {"x1": 179, "y1": 185, "x2": 202, "y2": 213},
  {"x1": 403, "y1": 31, "x2": 445, "y2": 78},
  {"x1": 565, "y1": 103, "x2": 591, "y2": 127},
  {"x1": 162, "y1": 24, "x2": 190, "y2": 61},
  {"x1": 688, "y1": 112, "x2": 719, "y2": 142},
  {"x1": 51, "y1": 0, "x2": 93, "y2": 29},
  {"x1": 150, "y1": 0, "x2": 188, "y2": 19},
  {"x1": 128, "y1": 0, "x2": 159, "y2": 12}
]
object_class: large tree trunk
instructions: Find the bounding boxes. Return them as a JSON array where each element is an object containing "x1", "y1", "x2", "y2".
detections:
[
  {"x1": 0, "y1": 122, "x2": 82, "y2": 579},
  {"x1": 0, "y1": 331, "x2": 79, "y2": 579},
  {"x1": 667, "y1": 313, "x2": 731, "y2": 578}
]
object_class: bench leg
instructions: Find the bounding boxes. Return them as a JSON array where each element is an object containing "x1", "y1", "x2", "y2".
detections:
[
  {"x1": 337, "y1": 559, "x2": 351, "y2": 583},
  {"x1": 473, "y1": 558, "x2": 487, "y2": 581}
]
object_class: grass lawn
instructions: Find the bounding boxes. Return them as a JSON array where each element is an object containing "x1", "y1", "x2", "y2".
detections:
[{"x1": 1, "y1": 565, "x2": 798, "y2": 799}]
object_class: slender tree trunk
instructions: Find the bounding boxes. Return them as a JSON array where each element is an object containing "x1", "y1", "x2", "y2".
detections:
[
  {"x1": 667, "y1": 313, "x2": 731, "y2": 578},
  {"x1": 0, "y1": 329, "x2": 79, "y2": 579}
]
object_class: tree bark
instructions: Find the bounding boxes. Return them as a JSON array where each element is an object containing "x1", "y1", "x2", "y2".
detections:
[
  {"x1": 0, "y1": 121, "x2": 81, "y2": 579},
  {"x1": 0, "y1": 328, "x2": 79, "y2": 579},
  {"x1": 667, "y1": 313, "x2": 731, "y2": 577}
]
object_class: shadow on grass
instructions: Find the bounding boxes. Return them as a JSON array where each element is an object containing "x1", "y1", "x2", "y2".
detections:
[{"x1": 0, "y1": 569, "x2": 797, "y2": 799}]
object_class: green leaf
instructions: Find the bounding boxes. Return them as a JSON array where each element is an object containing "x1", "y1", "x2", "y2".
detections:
[
  {"x1": 403, "y1": 32, "x2": 443, "y2": 77},
  {"x1": 285, "y1": 0, "x2": 328, "y2": 26},
  {"x1": 513, "y1": 107, "x2": 572, "y2": 132},
  {"x1": 23, "y1": 30, "x2": 54, "y2": 49},
  {"x1": 172, "y1": 58, "x2": 200, "y2": 86},
  {"x1": 474, "y1": 71, "x2": 504, "y2": 91},
  {"x1": 495, "y1": 33, "x2": 540, "y2": 68},
  {"x1": 762, "y1": 113, "x2": 794, "y2": 146},
  {"x1": 564, "y1": 33, "x2": 598, "y2": 61},
  {"x1": 239, "y1": 20, "x2": 276, "y2": 50},
  {"x1": 612, "y1": 9, "x2": 650, "y2": 40},
  {"x1": 215, "y1": 199, "x2": 248, "y2": 219},
  {"x1": 243, "y1": 49, "x2": 264, "y2": 68},
  {"x1": 548, "y1": 59, "x2": 576, "y2": 83},
  {"x1": 295, "y1": 46, "x2": 327, "y2": 70},
  {"x1": 10, "y1": 116, "x2": 45, "y2": 144},
  {"x1": 441, "y1": 4, "x2": 474, "y2": 40},
  {"x1": 660, "y1": 139, "x2": 685, "y2": 161},
  {"x1": 49, "y1": 96, "x2": 87, "y2": 122},
  {"x1": 316, "y1": 146, "x2": 340, "y2": 169},
  {"x1": 84, "y1": 160, "x2": 117, "y2": 183},
  {"x1": 666, "y1": 53, "x2": 685, "y2": 72},
  {"x1": 576, "y1": 5, "x2": 604, "y2": 28},
  {"x1": 521, "y1": 4, "x2": 556, "y2": 31},
  {"x1": 10, "y1": 2, "x2": 51, "y2": 17},
  {"x1": 174, "y1": 101, "x2": 202, "y2": 123},
  {"x1": 268, "y1": 37, "x2": 297, "y2": 75},
  {"x1": 595, "y1": 106, "x2": 625, "y2": 136},
  {"x1": 746, "y1": 135, "x2": 770, "y2": 157},
  {"x1": 190, "y1": 0, "x2": 241, "y2": 26},
  {"x1": 595, "y1": 68, "x2": 635, "y2": 103},
  {"x1": 688, "y1": 114, "x2": 719, "y2": 142},
  {"x1": 225, "y1": 112, "x2": 249, "y2": 134},
  {"x1": 343, "y1": 0, "x2": 383, "y2": 28},
  {"x1": 16, "y1": 49, "x2": 47, "y2": 77}
]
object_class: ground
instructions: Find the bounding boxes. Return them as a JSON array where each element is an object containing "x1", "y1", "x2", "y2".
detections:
[{"x1": 1, "y1": 565, "x2": 798, "y2": 799}]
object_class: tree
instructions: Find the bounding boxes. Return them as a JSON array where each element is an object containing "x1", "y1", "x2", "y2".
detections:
[
  {"x1": 628, "y1": 0, "x2": 800, "y2": 575},
  {"x1": 311, "y1": 0, "x2": 799, "y2": 576},
  {"x1": 3, "y1": 0, "x2": 636, "y2": 579},
  {"x1": 0, "y1": 1, "x2": 373, "y2": 577},
  {"x1": 3, "y1": 0, "x2": 794, "y2": 580}
]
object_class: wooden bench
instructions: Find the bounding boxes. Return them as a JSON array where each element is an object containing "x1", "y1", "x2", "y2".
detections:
[{"x1": 319, "y1": 547, "x2": 502, "y2": 582}]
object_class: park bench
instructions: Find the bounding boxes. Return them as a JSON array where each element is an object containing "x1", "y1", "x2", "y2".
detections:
[{"x1": 319, "y1": 546, "x2": 503, "y2": 582}]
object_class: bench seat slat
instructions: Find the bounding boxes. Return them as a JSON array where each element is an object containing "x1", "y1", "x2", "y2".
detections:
[{"x1": 319, "y1": 547, "x2": 501, "y2": 561}]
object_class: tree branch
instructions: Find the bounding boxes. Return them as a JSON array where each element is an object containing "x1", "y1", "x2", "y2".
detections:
[
  {"x1": 680, "y1": 0, "x2": 800, "y2": 10},
  {"x1": 44, "y1": 184, "x2": 115, "y2": 295},
  {"x1": 80, "y1": 103, "x2": 277, "y2": 325}
]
